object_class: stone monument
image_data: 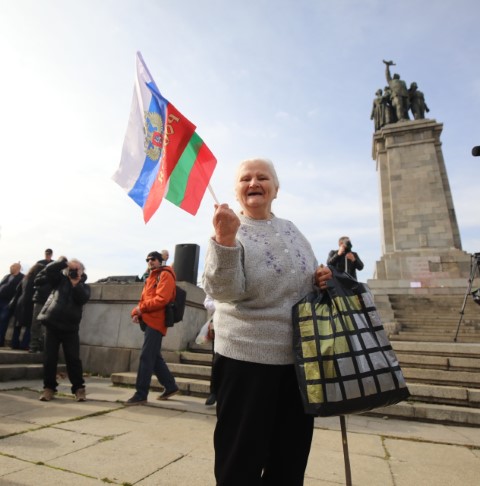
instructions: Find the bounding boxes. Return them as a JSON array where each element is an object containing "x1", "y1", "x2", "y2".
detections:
[{"x1": 368, "y1": 61, "x2": 473, "y2": 332}]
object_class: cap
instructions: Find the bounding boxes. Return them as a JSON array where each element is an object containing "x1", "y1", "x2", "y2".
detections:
[
  {"x1": 146, "y1": 251, "x2": 163, "y2": 262},
  {"x1": 45, "y1": 248, "x2": 53, "y2": 255}
]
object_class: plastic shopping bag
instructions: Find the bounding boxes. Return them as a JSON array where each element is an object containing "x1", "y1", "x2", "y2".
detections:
[
  {"x1": 292, "y1": 268, "x2": 410, "y2": 417},
  {"x1": 195, "y1": 318, "x2": 214, "y2": 345}
]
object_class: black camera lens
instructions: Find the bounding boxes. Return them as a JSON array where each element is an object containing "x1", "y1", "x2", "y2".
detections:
[{"x1": 68, "y1": 269, "x2": 79, "y2": 279}]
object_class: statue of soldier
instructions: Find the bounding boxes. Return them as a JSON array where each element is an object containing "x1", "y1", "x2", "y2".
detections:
[
  {"x1": 382, "y1": 86, "x2": 397, "y2": 125},
  {"x1": 408, "y1": 82, "x2": 430, "y2": 120},
  {"x1": 370, "y1": 89, "x2": 385, "y2": 131},
  {"x1": 383, "y1": 60, "x2": 409, "y2": 122}
]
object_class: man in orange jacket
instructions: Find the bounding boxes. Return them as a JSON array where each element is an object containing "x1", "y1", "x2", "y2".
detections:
[{"x1": 126, "y1": 251, "x2": 179, "y2": 405}]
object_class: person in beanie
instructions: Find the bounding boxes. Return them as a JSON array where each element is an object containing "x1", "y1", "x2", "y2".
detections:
[{"x1": 126, "y1": 251, "x2": 179, "y2": 405}]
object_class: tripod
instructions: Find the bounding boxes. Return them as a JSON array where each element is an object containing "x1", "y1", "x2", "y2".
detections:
[{"x1": 454, "y1": 253, "x2": 480, "y2": 342}]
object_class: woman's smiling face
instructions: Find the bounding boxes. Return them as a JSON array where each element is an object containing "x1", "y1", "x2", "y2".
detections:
[{"x1": 235, "y1": 159, "x2": 279, "y2": 219}]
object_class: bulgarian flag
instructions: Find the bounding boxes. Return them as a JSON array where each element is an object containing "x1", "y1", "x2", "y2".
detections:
[{"x1": 113, "y1": 52, "x2": 217, "y2": 222}]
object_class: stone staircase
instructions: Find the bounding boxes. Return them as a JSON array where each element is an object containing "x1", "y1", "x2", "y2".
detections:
[
  {"x1": 3, "y1": 288, "x2": 480, "y2": 426},
  {"x1": 2, "y1": 341, "x2": 480, "y2": 426},
  {"x1": 0, "y1": 349, "x2": 66, "y2": 382},
  {"x1": 109, "y1": 339, "x2": 480, "y2": 426},
  {"x1": 387, "y1": 294, "x2": 480, "y2": 342}
]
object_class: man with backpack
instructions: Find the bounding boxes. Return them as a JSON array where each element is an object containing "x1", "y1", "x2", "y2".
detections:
[{"x1": 126, "y1": 251, "x2": 179, "y2": 405}]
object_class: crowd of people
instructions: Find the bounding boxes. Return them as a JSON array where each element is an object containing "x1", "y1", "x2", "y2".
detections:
[
  {"x1": 0, "y1": 246, "x2": 182, "y2": 406},
  {"x1": 0, "y1": 250, "x2": 91, "y2": 402}
]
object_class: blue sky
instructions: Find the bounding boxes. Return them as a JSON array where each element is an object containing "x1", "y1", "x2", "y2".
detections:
[{"x1": 0, "y1": 0, "x2": 479, "y2": 283}]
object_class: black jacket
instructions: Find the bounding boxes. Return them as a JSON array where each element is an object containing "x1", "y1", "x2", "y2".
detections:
[
  {"x1": 327, "y1": 250, "x2": 364, "y2": 281},
  {"x1": 33, "y1": 263, "x2": 56, "y2": 304},
  {"x1": 11, "y1": 265, "x2": 45, "y2": 327},
  {"x1": 0, "y1": 272, "x2": 24, "y2": 302},
  {"x1": 38, "y1": 261, "x2": 90, "y2": 332}
]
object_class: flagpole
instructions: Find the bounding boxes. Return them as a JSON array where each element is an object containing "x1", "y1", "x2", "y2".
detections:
[{"x1": 208, "y1": 184, "x2": 220, "y2": 204}]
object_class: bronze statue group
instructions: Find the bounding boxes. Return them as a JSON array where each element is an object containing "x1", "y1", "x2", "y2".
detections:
[{"x1": 371, "y1": 60, "x2": 430, "y2": 131}]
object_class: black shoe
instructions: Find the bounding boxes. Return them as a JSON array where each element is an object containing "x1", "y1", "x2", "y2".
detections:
[
  {"x1": 205, "y1": 393, "x2": 216, "y2": 406},
  {"x1": 157, "y1": 387, "x2": 179, "y2": 400},
  {"x1": 125, "y1": 394, "x2": 147, "y2": 406}
]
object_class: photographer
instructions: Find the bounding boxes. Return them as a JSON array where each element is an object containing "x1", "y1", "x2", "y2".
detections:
[
  {"x1": 327, "y1": 236, "x2": 364, "y2": 280},
  {"x1": 37, "y1": 257, "x2": 90, "y2": 402}
]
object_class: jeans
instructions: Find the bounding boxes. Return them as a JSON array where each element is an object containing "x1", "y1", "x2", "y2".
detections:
[
  {"x1": 135, "y1": 324, "x2": 177, "y2": 399},
  {"x1": 43, "y1": 326, "x2": 85, "y2": 393}
]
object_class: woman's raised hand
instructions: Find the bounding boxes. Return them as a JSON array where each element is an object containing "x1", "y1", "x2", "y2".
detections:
[{"x1": 213, "y1": 203, "x2": 240, "y2": 247}]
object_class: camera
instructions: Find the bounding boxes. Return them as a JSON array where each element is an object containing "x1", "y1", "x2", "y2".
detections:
[
  {"x1": 68, "y1": 269, "x2": 79, "y2": 279},
  {"x1": 344, "y1": 240, "x2": 353, "y2": 253}
]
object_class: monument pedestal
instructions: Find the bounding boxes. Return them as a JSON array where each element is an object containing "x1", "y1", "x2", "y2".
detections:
[
  {"x1": 370, "y1": 118, "x2": 470, "y2": 289},
  {"x1": 369, "y1": 119, "x2": 472, "y2": 329}
]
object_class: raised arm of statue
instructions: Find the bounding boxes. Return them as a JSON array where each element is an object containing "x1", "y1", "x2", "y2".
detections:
[{"x1": 383, "y1": 60, "x2": 395, "y2": 83}]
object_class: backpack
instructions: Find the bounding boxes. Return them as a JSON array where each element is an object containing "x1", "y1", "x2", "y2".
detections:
[{"x1": 155, "y1": 268, "x2": 187, "y2": 328}]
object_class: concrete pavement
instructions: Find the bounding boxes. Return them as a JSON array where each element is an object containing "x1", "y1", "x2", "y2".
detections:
[{"x1": 0, "y1": 376, "x2": 479, "y2": 485}]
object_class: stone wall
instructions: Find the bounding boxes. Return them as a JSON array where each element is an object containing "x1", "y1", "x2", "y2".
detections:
[{"x1": 78, "y1": 281, "x2": 207, "y2": 375}]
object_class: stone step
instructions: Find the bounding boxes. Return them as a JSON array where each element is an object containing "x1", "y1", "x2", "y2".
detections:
[
  {"x1": 395, "y1": 327, "x2": 480, "y2": 334},
  {"x1": 395, "y1": 352, "x2": 480, "y2": 371},
  {"x1": 169, "y1": 362, "x2": 212, "y2": 380},
  {"x1": 391, "y1": 341, "x2": 480, "y2": 357},
  {"x1": 406, "y1": 382, "x2": 480, "y2": 408},
  {"x1": 398, "y1": 327, "x2": 479, "y2": 334},
  {"x1": 179, "y1": 351, "x2": 480, "y2": 375},
  {"x1": 0, "y1": 363, "x2": 66, "y2": 382},
  {"x1": 181, "y1": 350, "x2": 214, "y2": 366},
  {"x1": 402, "y1": 366, "x2": 480, "y2": 388},
  {"x1": 0, "y1": 349, "x2": 44, "y2": 364},
  {"x1": 110, "y1": 371, "x2": 210, "y2": 398},
  {"x1": 365, "y1": 400, "x2": 480, "y2": 426},
  {"x1": 390, "y1": 311, "x2": 478, "y2": 319},
  {"x1": 182, "y1": 341, "x2": 480, "y2": 360},
  {"x1": 187, "y1": 342, "x2": 213, "y2": 354},
  {"x1": 393, "y1": 318, "x2": 478, "y2": 326},
  {"x1": 110, "y1": 371, "x2": 480, "y2": 425},
  {"x1": 390, "y1": 333, "x2": 480, "y2": 343}
]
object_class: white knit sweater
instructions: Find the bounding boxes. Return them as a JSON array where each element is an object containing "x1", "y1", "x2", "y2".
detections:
[{"x1": 202, "y1": 214, "x2": 318, "y2": 365}]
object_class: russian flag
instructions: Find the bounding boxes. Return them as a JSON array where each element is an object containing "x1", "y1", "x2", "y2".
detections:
[{"x1": 113, "y1": 52, "x2": 216, "y2": 222}]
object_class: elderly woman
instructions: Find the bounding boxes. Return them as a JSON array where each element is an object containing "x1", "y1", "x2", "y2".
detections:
[{"x1": 202, "y1": 158, "x2": 332, "y2": 486}]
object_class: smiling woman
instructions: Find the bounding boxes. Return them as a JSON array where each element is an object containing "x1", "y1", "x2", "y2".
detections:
[
  {"x1": 235, "y1": 158, "x2": 279, "y2": 220},
  {"x1": 202, "y1": 157, "x2": 332, "y2": 485}
]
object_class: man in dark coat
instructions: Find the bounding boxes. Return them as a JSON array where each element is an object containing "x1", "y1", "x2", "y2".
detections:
[
  {"x1": 38, "y1": 257, "x2": 90, "y2": 402},
  {"x1": 327, "y1": 236, "x2": 364, "y2": 281}
]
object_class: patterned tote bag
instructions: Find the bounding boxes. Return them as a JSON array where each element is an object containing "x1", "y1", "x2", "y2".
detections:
[{"x1": 292, "y1": 268, "x2": 410, "y2": 416}]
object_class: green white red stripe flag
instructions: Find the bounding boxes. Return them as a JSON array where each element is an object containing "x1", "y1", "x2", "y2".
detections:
[{"x1": 113, "y1": 52, "x2": 217, "y2": 222}]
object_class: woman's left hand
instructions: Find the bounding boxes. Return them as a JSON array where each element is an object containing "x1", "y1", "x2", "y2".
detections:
[{"x1": 315, "y1": 265, "x2": 332, "y2": 290}]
